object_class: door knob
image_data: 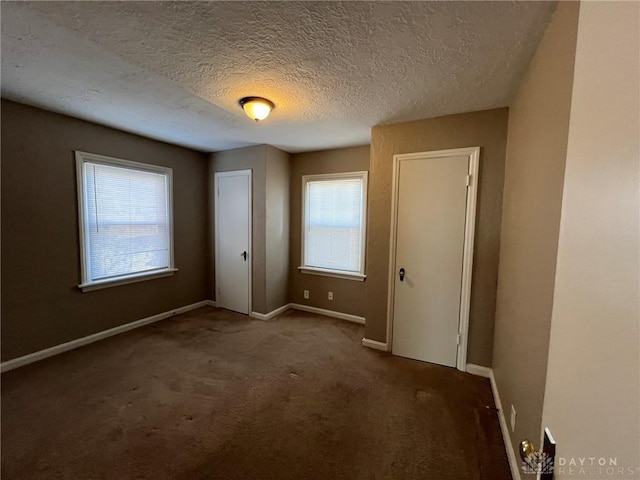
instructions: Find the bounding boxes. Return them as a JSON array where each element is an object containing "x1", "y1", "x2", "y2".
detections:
[
  {"x1": 399, "y1": 267, "x2": 405, "y2": 281},
  {"x1": 241, "y1": 251, "x2": 247, "y2": 261}
]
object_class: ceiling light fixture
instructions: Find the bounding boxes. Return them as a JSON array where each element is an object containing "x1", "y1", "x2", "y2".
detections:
[{"x1": 239, "y1": 96, "x2": 275, "y2": 122}]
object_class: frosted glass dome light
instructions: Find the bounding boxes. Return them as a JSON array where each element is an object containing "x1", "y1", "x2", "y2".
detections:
[{"x1": 239, "y1": 97, "x2": 275, "y2": 121}]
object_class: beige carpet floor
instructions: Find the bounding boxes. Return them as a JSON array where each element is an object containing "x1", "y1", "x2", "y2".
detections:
[{"x1": 1, "y1": 306, "x2": 511, "y2": 480}]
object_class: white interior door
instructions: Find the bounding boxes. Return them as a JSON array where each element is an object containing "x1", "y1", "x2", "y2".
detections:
[
  {"x1": 390, "y1": 148, "x2": 479, "y2": 368},
  {"x1": 215, "y1": 170, "x2": 251, "y2": 314}
]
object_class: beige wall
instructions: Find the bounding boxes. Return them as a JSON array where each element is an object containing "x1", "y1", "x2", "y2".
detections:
[
  {"x1": 492, "y1": 1, "x2": 580, "y2": 461},
  {"x1": 542, "y1": 2, "x2": 639, "y2": 475},
  {"x1": 288, "y1": 146, "x2": 370, "y2": 316},
  {"x1": 366, "y1": 109, "x2": 508, "y2": 366},
  {"x1": 1, "y1": 99, "x2": 209, "y2": 361},
  {"x1": 265, "y1": 145, "x2": 290, "y2": 312},
  {"x1": 210, "y1": 144, "x2": 290, "y2": 315}
]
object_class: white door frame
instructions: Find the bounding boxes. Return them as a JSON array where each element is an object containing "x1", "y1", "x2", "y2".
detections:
[
  {"x1": 214, "y1": 169, "x2": 252, "y2": 314},
  {"x1": 386, "y1": 147, "x2": 480, "y2": 371}
]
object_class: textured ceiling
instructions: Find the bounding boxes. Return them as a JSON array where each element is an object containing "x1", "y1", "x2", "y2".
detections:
[{"x1": 1, "y1": 1, "x2": 556, "y2": 153}]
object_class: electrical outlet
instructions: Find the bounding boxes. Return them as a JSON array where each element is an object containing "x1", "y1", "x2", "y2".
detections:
[
  {"x1": 303, "y1": 290, "x2": 309, "y2": 299},
  {"x1": 510, "y1": 405, "x2": 517, "y2": 432},
  {"x1": 328, "y1": 291, "x2": 334, "y2": 300}
]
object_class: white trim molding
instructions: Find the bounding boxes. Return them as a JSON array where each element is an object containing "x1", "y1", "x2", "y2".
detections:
[
  {"x1": 300, "y1": 171, "x2": 368, "y2": 279},
  {"x1": 298, "y1": 266, "x2": 366, "y2": 282},
  {"x1": 215, "y1": 301, "x2": 365, "y2": 325},
  {"x1": 79, "y1": 268, "x2": 178, "y2": 292},
  {"x1": 465, "y1": 363, "x2": 492, "y2": 378},
  {"x1": 361, "y1": 338, "x2": 389, "y2": 351},
  {"x1": 386, "y1": 147, "x2": 480, "y2": 371},
  {"x1": 0, "y1": 300, "x2": 215, "y2": 373},
  {"x1": 466, "y1": 364, "x2": 522, "y2": 480},
  {"x1": 289, "y1": 304, "x2": 365, "y2": 325},
  {"x1": 75, "y1": 151, "x2": 175, "y2": 292},
  {"x1": 0, "y1": 300, "x2": 368, "y2": 373},
  {"x1": 250, "y1": 303, "x2": 290, "y2": 321}
]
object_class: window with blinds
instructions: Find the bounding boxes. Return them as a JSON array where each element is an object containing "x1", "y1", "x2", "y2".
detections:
[
  {"x1": 301, "y1": 172, "x2": 367, "y2": 279},
  {"x1": 76, "y1": 152, "x2": 175, "y2": 290}
]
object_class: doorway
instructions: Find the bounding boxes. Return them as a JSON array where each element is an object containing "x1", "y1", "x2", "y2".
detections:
[
  {"x1": 214, "y1": 170, "x2": 252, "y2": 314},
  {"x1": 388, "y1": 147, "x2": 479, "y2": 370}
]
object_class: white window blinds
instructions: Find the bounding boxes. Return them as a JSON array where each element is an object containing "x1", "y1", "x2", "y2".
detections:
[
  {"x1": 77, "y1": 154, "x2": 173, "y2": 286},
  {"x1": 303, "y1": 173, "x2": 367, "y2": 274}
]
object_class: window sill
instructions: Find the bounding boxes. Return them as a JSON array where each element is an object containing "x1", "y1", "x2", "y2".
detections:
[
  {"x1": 298, "y1": 266, "x2": 366, "y2": 282},
  {"x1": 78, "y1": 268, "x2": 178, "y2": 292}
]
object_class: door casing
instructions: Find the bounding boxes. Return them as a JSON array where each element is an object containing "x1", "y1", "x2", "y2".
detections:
[
  {"x1": 386, "y1": 147, "x2": 480, "y2": 371},
  {"x1": 214, "y1": 169, "x2": 252, "y2": 315}
]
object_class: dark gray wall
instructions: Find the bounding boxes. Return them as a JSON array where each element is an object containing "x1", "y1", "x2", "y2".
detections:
[
  {"x1": 367, "y1": 109, "x2": 509, "y2": 367},
  {"x1": 210, "y1": 146, "x2": 268, "y2": 313},
  {"x1": 265, "y1": 145, "x2": 290, "y2": 312},
  {"x1": 1, "y1": 99, "x2": 209, "y2": 361},
  {"x1": 209, "y1": 145, "x2": 291, "y2": 315},
  {"x1": 493, "y1": 1, "x2": 579, "y2": 460},
  {"x1": 288, "y1": 146, "x2": 370, "y2": 316}
]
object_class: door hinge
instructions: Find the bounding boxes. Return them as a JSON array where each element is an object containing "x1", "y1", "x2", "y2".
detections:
[
  {"x1": 466, "y1": 175, "x2": 471, "y2": 187},
  {"x1": 456, "y1": 333, "x2": 461, "y2": 345}
]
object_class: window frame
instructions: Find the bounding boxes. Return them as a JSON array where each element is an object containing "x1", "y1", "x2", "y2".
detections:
[
  {"x1": 75, "y1": 151, "x2": 177, "y2": 292},
  {"x1": 299, "y1": 171, "x2": 368, "y2": 281}
]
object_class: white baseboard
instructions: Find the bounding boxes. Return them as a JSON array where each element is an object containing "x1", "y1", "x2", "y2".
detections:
[
  {"x1": 251, "y1": 303, "x2": 290, "y2": 321},
  {"x1": 361, "y1": 338, "x2": 388, "y2": 351},
  {"x1": 466, "y1": 364, "x2": 522, "y2": 480},
  {"x1": 465, "y1": 363, "x2": 492, "y2": 378},
  {"x1": 251, "y1": 303, "x2": 366, "y2": 324},
  {"x1": 205, "y1": 300, "x2": 217, "y2": 307},
  {"x1": 491, "y1": 371, "x2": 522, "y2": 480},
  {"x1": 0, "y1": 299, "x2": 215, "y2": 373},
  {"x1": 289, "y1": 303, "x2": 365, "y2": 325}
]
